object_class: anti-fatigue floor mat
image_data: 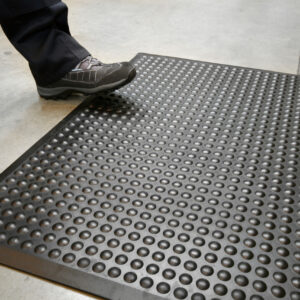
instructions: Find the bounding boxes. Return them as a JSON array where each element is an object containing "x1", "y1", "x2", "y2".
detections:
[{"x1": 0, "y1": 53, "x2": 299, "y2": 300}]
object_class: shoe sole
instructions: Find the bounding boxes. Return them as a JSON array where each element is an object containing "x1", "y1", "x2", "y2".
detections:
[{"x1": 38, "y1": 68, "x2": 136, "y2": 100}]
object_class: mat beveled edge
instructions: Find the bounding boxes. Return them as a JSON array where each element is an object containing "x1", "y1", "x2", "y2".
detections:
[
  {"x1": 136, "y1": 52, "x2": 298, "y2": 76},
  {"x1": 0, "y1": 245, "x2": 165, "y2": 300}
]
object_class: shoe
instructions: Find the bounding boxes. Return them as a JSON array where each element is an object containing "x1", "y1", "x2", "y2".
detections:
[{"x1": 37, "y1": 56, "x2": 136, "y2": 99}]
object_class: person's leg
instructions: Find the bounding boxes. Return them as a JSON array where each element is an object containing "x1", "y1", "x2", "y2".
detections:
[
  {"x1": 1, "y1": 1, "x2": 90, "y2": 86},
  {"x1": 1, "y1": 1, "x2": 136, "y2": 99}
]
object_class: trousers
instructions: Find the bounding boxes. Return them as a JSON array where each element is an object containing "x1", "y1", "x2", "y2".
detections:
[{"x1": 0, "y1": 0, "x2": 89, "y2": 85}]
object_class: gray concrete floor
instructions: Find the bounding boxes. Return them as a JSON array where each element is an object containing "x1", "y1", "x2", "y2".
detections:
[{"x1": 0, "y1": 0, "x2": 299, "y2": 299}]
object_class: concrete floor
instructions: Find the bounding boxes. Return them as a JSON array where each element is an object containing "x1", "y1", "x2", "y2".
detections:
[{"x1": 0, "y1": 0, "x2": 299, "y2": 299}]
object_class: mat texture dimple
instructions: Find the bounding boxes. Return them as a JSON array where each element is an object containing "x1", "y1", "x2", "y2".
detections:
[{"x1": 0, "y1": 53, "x2": 300, "y2": 300}]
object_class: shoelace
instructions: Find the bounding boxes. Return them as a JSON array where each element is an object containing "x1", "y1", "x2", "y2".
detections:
[{"x1": 72, "y1": 56, "x2": 102, "y2": 71}]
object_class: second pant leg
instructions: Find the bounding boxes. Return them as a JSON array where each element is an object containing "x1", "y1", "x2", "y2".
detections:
[{"x1": 1, "y1": 2, "x2": 90, "y2": 86}]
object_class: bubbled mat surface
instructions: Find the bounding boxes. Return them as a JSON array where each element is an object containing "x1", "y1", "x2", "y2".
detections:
[{"x1": 0, "y1": 53, "x2": 300, "y2": 300}]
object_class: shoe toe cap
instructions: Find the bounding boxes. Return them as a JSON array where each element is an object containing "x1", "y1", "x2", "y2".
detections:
[
  {"x1": 114, "y1": 62, "x2": 136, "y2": 79},
  {"x1": 98, "y1": 62, "x2": 136, "y2": 83}
]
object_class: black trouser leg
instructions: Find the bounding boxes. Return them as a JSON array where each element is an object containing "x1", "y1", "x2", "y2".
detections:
[{"x1": 1, "y1": 2, "x2": 90, "y2": 86}]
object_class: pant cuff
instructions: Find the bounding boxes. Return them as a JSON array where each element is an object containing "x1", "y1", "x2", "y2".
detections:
[{"x1": 32, "y1": 48, "x2": 90, "y2": 86}]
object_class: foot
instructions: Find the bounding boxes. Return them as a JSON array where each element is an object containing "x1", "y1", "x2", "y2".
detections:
[{"x1": 37, "y1": 56, "x2": 136, "y2": 99}]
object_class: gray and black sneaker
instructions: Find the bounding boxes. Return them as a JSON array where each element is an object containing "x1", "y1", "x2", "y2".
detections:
[{"x1": 37, "y1": 56, "x2": 136, "y2": 99}]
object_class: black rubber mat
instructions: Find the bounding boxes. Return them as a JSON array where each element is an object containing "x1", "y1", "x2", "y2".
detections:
[{"x1": 0, "y1": 53, "x2": 300, "y2": 300}]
